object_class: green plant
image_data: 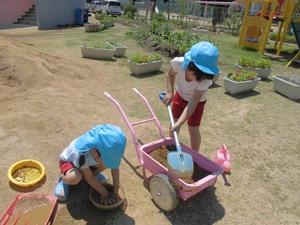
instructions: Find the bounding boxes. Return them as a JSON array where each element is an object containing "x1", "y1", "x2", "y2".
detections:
[
  {"x1": 86, "y1": 43, "x2": 114, "y2": 49},
  {"x1": 95, "y1": 13, "x2": 114, "y2": 29},
  {"x1": 255, "y1": 59, "x2": 271, "y2": 69},
  {"x1": 224, "y1": 9, "x2": 243, "y2": 36},
  {"x1": 238, "y1": 57, "x2": 271, "y2": 68},
  {"x1": 102, "y1": 16, "x2": 114, "y2": 28},
  {"x1": 130, "y1": 53, "x2": 162, "y2": 63},
  {"x1": 269, "y1": 32, "x2": 296, "y2": 44},
  {"x1": 95, "y1": 12, "x2": 106, "y2": 21},
  {"x1": 178, "y1": 0, "x2": 186, "y2": 22},
  {"x1": 123, "y1": 4, "x2": 137, "y2": 19},
  {"x1": 238, "y1": 57, "x2": 256, "y2": 67},
  {"x1": 227, "y1": 70, "x2": 257, "y2": 81},
  {"x1": 151, "y1": 12, "x2": 167, "y2": 24},
  {"x1": 107, "y1": 41, "x2": 123, "y2": 47}
]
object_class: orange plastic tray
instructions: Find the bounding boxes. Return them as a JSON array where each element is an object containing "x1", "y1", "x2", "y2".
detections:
[{"x1": 0, "y1": 193, "x2": 57, "y2": 225}]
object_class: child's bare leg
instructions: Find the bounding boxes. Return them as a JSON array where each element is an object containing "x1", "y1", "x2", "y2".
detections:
[
  {"x1": 62, "y1": 168, "x2": 82, "y2": 185},
  {"x1": 188, "y1": 125, "x2": 201, "y2": 151},
  {"x1": 92, "y1": 164, "x2": 106, "y2": 176}
]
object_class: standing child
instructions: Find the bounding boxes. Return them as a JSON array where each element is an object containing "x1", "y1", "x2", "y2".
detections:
[
  {"x1": 162, "y1": 41, "x2": 219, "y2": 151},
  {"x1": 55, "y1": 124, "x2": 126, "y2": 204}
]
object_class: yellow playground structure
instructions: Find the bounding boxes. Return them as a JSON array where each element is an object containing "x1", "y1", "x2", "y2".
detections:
[{"x1": 239, "y1": 0, "x2": 300, "y2": 65}]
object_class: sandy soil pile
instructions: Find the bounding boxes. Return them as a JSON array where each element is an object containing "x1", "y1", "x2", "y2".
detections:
[{"x1": 0, "y1": 36, "x2": 123, "y2": 208}]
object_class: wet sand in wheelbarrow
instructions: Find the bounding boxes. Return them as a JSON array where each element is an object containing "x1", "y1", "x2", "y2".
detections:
[{"x1": 149, "y1": 145, "x2": 211, "y2": 183}]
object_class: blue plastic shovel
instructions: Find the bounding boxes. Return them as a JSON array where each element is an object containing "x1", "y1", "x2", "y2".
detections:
[{"x1": 159, "y1": 91, "x2": 194, "y2": 178}]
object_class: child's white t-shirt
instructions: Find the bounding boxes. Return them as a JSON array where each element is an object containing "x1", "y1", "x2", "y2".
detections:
[
  {"x1": 171, "y1": 57, "x2": 212, "y2": 102},
  {"x1": 59, "y1": 139, "x2": 98, "y2": 169}
]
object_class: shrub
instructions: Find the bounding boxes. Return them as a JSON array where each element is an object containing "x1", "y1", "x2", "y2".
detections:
[
  {"x1": 238, "y1": 57, "x2": 271, "y2": 68},
  {"x1": 95, "y1": 12, "x2": 106, "y2": 21},
  {"x1": 269, "y1": 32, "x2": 296, "y2": 44},
  {"x1": 227, "y1": 70, "x2": 257, "y2": 81},
  {"x1": 224, "y1": 8, "x2": 243, "y2": 36},
  {"x1": 123, "y1": 4, "x2": 137, "y2": 19},
  {"x1": 151, "y1": 12, "x2": 167, "y2": 23},
  {"x1": 130, "y1": 53, "x2": 162, "y2": 63},
  {"x1": 255, "y1": 59, "x2": 271, "y2": 69},
  {"x1": 238, "y1": 57, "x2": 256, "y2": 67},
  {"x1": 95, "y1": 12, "x2": 114, "y2": 29},
  {"x1": 102, "y1": 16, "x2": 114, "y2": 28}
]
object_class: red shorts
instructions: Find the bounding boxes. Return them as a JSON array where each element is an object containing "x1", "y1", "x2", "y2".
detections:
[
  {"x1": 59, "y1": 160, "x2": 75, "y2": 175},
  {"x1": 172, "y1": 92, "x2": 206, "y2": 127}
]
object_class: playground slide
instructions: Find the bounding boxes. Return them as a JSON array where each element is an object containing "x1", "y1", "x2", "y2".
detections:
[
  {"x1": 291, "y1": 20, "x2": 300, "y2": 49},
  {"x1": 286, "y1": 19, "x2": 300, "y2": 66}
]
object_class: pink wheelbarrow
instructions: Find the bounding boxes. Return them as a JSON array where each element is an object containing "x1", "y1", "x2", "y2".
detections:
[{"x1": 104, "y1": 88, "x2": 223, "y2": 211}]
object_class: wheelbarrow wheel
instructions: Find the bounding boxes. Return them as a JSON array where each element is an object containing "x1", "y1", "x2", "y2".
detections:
[{"x1": 149, "y1": 174, "x2": 179, "y2": 211}]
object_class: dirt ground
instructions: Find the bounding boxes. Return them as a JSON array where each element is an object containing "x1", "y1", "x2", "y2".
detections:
[{"x1": 0, "y1": 24, "x2": 299, "y2": 225}]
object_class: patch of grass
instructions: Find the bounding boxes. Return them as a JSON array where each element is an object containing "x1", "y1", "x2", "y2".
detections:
[{"x1": 23, "y1": 42, "x2": 34, "y2": 46}]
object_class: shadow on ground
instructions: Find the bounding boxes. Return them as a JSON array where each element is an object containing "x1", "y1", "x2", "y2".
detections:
[
  {"x1": 130, "y1": 70, "x2": 164, "y2": 79},
  {"x1": 0, "y1": 24, "x2": 36, "y2": 30},
  {"x1": 209, "y1": 83, "x2": 222, "y2": 89},
  {"x1": 225, "y1": 90, "x2": 261, "y2": 99},
  {"x1": 163, "y1": 187, "x2": 225, "y2": 225},
  {"x1": 260, "y1": 78, "x2": 273, "y2": 83},
  {"x1": 54, "y1": 181, "x2": 135, "y2": 225},
  {"x1": 123, "y1": 156, "x2": 225, "y2": 225}
]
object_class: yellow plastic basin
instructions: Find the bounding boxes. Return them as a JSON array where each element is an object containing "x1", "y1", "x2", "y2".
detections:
[{"x1": 8, "y1": 159, "x2": 46, "y2": 188}]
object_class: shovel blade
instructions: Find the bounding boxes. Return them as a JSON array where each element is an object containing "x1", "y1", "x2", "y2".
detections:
[{"x1": 167, "y1": 152, "x2": 194, "y2": 178}]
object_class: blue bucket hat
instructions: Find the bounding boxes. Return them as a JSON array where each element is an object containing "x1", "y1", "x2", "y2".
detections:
[
  {"x1": 74, "y1": 124, "x2": 126, "y2": 169},
  {"x1": 182, "y1": 41, "x2": 219, "y2": 75}
]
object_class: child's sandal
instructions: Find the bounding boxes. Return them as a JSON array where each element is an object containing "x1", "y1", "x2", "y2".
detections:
[{"x1": 54, "y1": 177, "x2": 69, "y2": 202}]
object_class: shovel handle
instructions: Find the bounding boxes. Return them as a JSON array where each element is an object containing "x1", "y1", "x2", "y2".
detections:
[
  {"x1": 159, "y1": 91, "x2": 182, "y2": 153},
  {"x1": 167, "y1": 105, "x2": 182, "y2": 153}
]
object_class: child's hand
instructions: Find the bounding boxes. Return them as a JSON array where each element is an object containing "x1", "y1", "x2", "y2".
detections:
[
  {"x1": 99, "y1": 188, "x2": 109, "y2": 200},
  {"x1": 100, "y1": 188, "x2": 117, "y2": 205},
  {"x1": 171, "y1": 121, "x2": 181, "y2": 133},
  {"x1": 163, "y1": 92, "x2": 173, "y2": 106},
  {"x1": 113, "y1": 186, "x2": 124, "y2": 202}
]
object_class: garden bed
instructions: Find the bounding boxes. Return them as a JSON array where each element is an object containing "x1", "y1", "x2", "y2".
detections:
[
  {"x1": 224, "y1": 70, "x2": 261, "y2": 95},
  {"x1": 107, "y1": 41, "x2": 127, "y2": 57},
  {"x1": 84, "y1": 23, "x2": 102, "y2": 32},
  {"x1": 237, "y1": 57, "x2": 272, "y2": 80},
  {"x1": 273, "y1": 75, "x2": 300, "y2": 100},
  {"x1": 128, "y1": 54, "x2": 163, "y2": 75},
  {"x1": 81, "y1": 43, "x2": 115, "y2": 60}
]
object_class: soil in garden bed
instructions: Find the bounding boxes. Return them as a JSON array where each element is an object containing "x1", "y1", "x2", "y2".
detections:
[{"x1": 149, "y1": 145, "x2": 211, "y2": 183}]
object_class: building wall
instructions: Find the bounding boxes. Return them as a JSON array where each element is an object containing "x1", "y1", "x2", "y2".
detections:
[
  {"x1": 0, "y1": 0, "x2": 35, "y2": 24},
  {"x1": 36, "y1": 0, "x2": 85, "y2": 29}
]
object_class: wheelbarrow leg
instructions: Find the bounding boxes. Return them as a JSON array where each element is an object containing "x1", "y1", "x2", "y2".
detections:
[
  {"x1": 222, "y1": 173, "x2": 231, "y2": 186},
  {"x1": 142, "y1": 167, "x2": 148, "y2": 183}
]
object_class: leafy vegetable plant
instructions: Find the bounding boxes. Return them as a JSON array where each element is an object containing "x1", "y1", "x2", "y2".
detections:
[
  {"x1": 107, "y1": 41, "x2": 124, "y2": 48},
  {"x1": 238, "y1": 57, "x2": 271, "y2": 68},
  {"x1": 255, "y1": 59, "x2": 271, "y2": 69},
  {"x1": 227, "y1": 70, "x2": 257, "y2": 81},
  {"x1": 130, "y1": 53, "x2": 162, "y2": 63}
]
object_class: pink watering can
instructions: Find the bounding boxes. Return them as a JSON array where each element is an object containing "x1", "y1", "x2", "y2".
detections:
[{"x1": 213, "y1": 145, "x2": 231, "y2": 174}]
